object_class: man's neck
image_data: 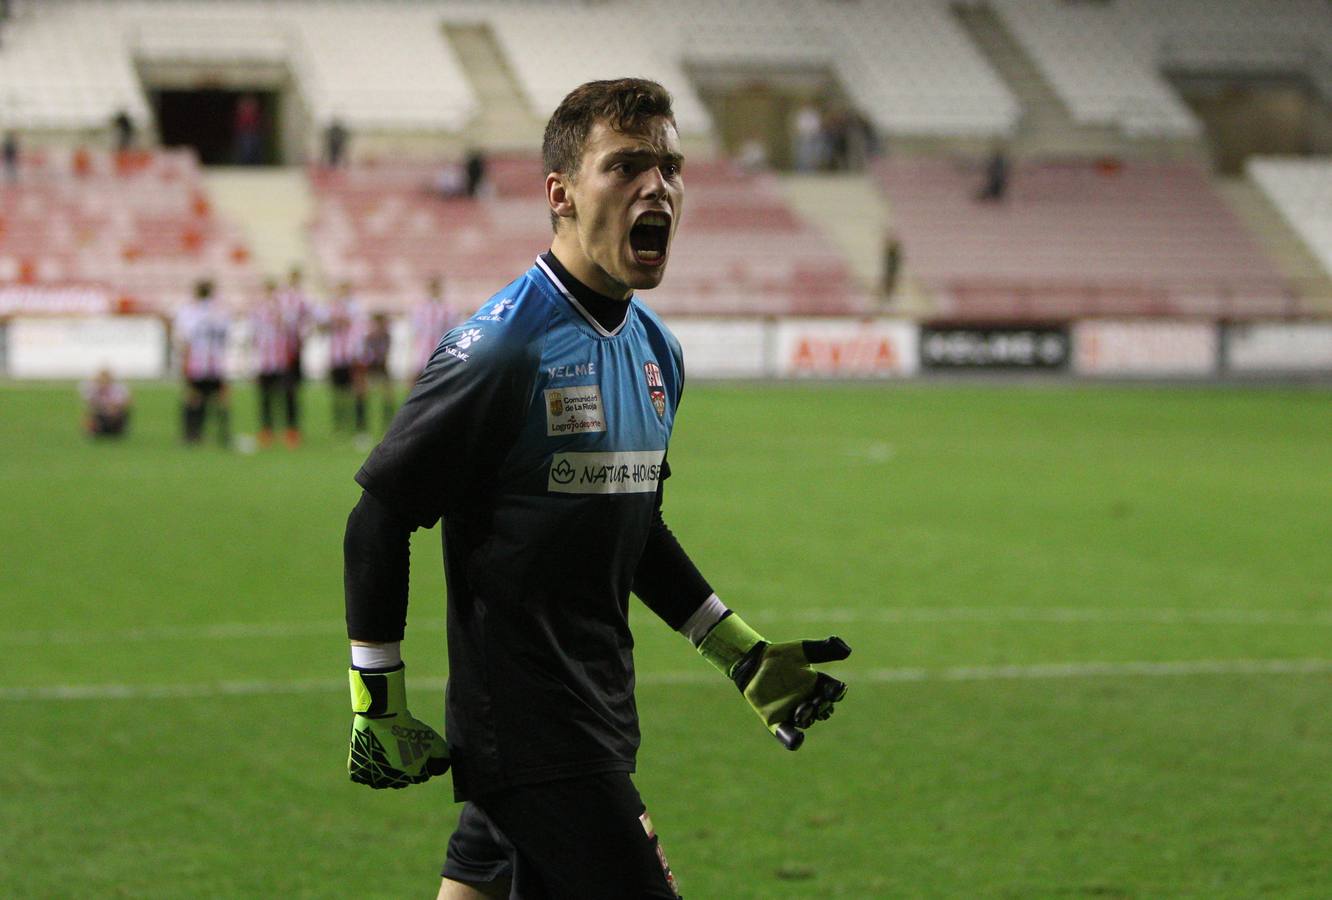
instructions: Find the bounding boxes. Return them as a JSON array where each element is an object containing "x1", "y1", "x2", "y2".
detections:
[
  {"x1": 541, "y1": 250, "x2": 631, "y2": 334},
  {"x1": 549, "y1": 232, "x2": 631, "y2": 300}
]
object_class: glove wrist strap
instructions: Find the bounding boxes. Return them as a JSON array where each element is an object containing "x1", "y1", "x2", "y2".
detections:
[
  {"x1": 349, "y1": 663, "x2": 407, "y2": 717},
  {"x1": 697, "y1": 613, "x2": 765, "y2": 681}
]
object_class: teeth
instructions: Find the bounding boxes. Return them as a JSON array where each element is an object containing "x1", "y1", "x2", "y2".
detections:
[
  {"x1": 639, "y1": 213, "x2": 669, "y2": 227},
  {"x1": 637, "y1": 250, "x2": 662, "y2": 261}
]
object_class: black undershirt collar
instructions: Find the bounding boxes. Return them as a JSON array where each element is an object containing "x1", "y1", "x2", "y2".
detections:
[{"x1": 540, "y1": 250, "x2": 630, "y2": 334}]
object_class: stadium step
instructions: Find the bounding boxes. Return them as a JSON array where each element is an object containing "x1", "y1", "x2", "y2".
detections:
[
  {"x1": 1215, "y1": 175, "x2": 1332, "y2": 310},
  {"x1": 445, "y1": 23, "x2": 546, "y2": 151},
  {"x1": 950, "y1": 2, "x2": 1206, "y2": 161},
  {"x1": 776, "y1": 173, "x2": 934, "y2": 317},
  {"x1": 202, "y1": 167, "x2": 313, "y2": 280}
]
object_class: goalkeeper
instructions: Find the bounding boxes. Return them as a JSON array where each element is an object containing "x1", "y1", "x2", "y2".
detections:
[{"x1": 343, "y1": 78, "x2": 850, "y2": 900}]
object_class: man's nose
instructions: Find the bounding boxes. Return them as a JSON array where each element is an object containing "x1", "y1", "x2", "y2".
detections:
[{"x1": 640, "y1": 167, "x2": 669, "y2": 199}]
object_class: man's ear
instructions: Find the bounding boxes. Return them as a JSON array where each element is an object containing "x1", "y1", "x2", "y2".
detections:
[{"x1": 546, "y1": 172, "x2": 575, "y2": 223}]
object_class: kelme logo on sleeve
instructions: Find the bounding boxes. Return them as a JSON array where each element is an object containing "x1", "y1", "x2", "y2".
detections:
[
  {"x1": 547, "y1": 450, "x2": 665, "y2": 494},
  {"x1": 544, "y1": 385, "x2": 606, "y2": 436}
]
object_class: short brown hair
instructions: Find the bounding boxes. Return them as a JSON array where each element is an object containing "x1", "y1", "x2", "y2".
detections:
[{"x1": 543, "y1": 78, "x2": 677, "y2": 229}]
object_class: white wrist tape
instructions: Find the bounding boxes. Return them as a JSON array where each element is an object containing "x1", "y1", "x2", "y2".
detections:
[
  {"x1": 350, "y1": 641, "x2": 402, "y2": 670},
  {"x1": 679, "y1": 593, "x2": 729, "y2": 647}
]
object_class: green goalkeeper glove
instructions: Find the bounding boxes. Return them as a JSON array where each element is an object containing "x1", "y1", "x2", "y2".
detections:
[
  {"x1": 698, "y1": 613, "x2": 850, "y2": 751},
  {"x1": 348, "y1": 664, "x2": 450, "y2": 789}
]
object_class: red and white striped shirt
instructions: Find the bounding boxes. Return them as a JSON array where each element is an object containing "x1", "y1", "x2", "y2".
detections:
[
  {"x1": 410, "y1": 295, "x2": 460, "y2": 372},
  {"x1": 250, "y1": 298, "x2": 290, "y2": 376},
  {"x1": 278, "y1": 287, "x2": 314, "y2": 353},
  {"x1": 173, "y1": 300, "x2": 230, "y2": 380},
  {"x1": 325, "y1": 295, "x2": 367, "y2": 369}
]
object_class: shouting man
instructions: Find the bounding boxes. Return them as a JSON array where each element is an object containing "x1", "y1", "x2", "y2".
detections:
[{"x1": 343, "y1": 78, "x2": 851, "y2": 899}]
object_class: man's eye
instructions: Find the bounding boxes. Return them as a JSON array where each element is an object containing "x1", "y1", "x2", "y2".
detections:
[{"x1": 662, "y1": 164, "x2": 680, "y2": 179}]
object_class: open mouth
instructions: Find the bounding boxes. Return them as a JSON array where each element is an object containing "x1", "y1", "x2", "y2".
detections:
[{"x1": 629, "y1": 211, "x2": 671, "y2": 265}]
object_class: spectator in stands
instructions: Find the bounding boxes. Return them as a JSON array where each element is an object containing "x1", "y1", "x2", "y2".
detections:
[
  {"x1": 409, "y1": 274, "x2": 459, "y2": 378},
  {"x1": 880, "y1": 230, "x2": 902, "y2": 304},
  {"x1": 324, "y1": 117, "x2": 349, "y2": 168},
  {"x1": 793, "y1": 100, "x2": 825, "y2": 172},
  {"x1": 233, "y1": 94, "x2": 264, "y2": 166},
  {"x1": 80, "y1": 368, "x2": 132, "y2": 438},
  {"x1": 278, "y1": 266, "x2": 315, "y2": 448},
  {"x1": 112, "y1": 110, "x2": 135, "y2": 153},
  {"x1": 978, "y1": 143, "x2": 1010, "y2": 202},
  {"x1": 173, "y1": 279, "x2": 232, "y2": 447},
  {"x1": 464, "y1": 148, "x2": 488, "y2": 198},
  {"x1": 429, "y1": 160, "x2": 468, "y2": 198},
  {"x1": 824, "y1": 106, "x2": 851, "y2": 171},
  {"x1": 360, "y1": 312, "x2": 395, "y2": 438},
  {"x1": 737, "y1": 134, "x2": 769, "y2": 173},
  {"x1": 847, "y1": 109, "x2": 879, "y2": 170},
  {"x1": 2, "y1": 130, "x2": 17, "y2": 182}
]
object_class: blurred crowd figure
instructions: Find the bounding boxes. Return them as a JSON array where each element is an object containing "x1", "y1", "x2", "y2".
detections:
[
  {"x1": 323, "y1": 117, "x2": 348, "y2": 167},
  {"x1": 3, "y1": 130, "x2": 17, "y2": 181},
  {"x1": 978, "y1": 144, "x2": 1010, "y2": 201},
  {"x1": 81, "y1": 368, "x2": 132, "y2": 438},
  {"x1": 429, "y1": 149, "x2": 489, "y2": 198},
  {"x1": 233, "y1": 94, "x2": 264, "y2": 166},
  {"x1": 792, "y1": 100, "x2": 878, "y2": 172},
  {"x1": 112, "y1": 110, "x2": 135, "y2": 152}
]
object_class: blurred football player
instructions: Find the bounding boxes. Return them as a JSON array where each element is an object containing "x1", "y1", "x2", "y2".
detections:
[
  {"x1": 343, "y1": 78, "x2": 851, "y2": 899},
  {"x1": 173, "y1": 279, "x2": 230, "y2": 446},
  {"x1": 409, "y1": 275, "x2": 459, "y2": 380},
  {"x1": 323, "y1": 280, "x2": 367, "y2": 435},
  {"x1": 249, "y1": 279, "x2": 297, "y2": 448},
  {"x1": 277, "y1": 266, "x2": 314, "y2": 448},
  {"x1": 359, "y1": 311, "x2": 395, "y2": 438},
  {"x1": 80, "y1": 367, "x2": 131, "y2": 438}
]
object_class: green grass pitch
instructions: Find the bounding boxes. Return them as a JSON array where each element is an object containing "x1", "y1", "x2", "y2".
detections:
[{"x1": 1, "y1": 380, "x2": 1329, "y2": 898}]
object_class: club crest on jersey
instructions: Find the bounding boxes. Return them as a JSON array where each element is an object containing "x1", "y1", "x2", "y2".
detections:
[{"x1": 644, "y1": 362, "x2": 666, "y2": 417}]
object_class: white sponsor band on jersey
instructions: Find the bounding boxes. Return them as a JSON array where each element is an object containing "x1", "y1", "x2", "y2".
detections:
[{"x1": 547, "y1": 450, "x2": 665, "y2": 494}]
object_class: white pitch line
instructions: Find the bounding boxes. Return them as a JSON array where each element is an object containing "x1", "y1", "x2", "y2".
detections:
[
  {"x1": 7, "y1": 606, "x2": 1330, "y2": 647},
  {"x1": 3, "y1": 659, "x2": 1330, "y2": 702}
]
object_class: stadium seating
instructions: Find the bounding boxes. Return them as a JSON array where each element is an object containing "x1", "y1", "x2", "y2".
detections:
[
  {"x1": 623, "y1": 0, "x2": 1018, "y2": 137},
  {"x1": 0, "y1": 1, "x2": 477, "y2": 135},
  {"x1": 992, "y1": 0, "x2": 1332, "y2": 139},
  {"x1": 875, "y1": 157, "x2": 1300, "y2": 321},
  {"x1": 991, "y1": 0, "x2": 1200, "y2": 138},
  {"x1": 1247, "y1": 157, "x2": 1332, "y2": 281},
  {"x1": 0, "y1": 148, "x2": 259, "y2": 310},
  {"x1": 308, "y1": 156, "x2": 866, "y2": 315}
]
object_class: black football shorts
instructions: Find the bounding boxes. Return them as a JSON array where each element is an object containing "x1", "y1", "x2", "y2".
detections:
[{"x1": 441, "y1": 771, "x2": 680, "y2": 899}]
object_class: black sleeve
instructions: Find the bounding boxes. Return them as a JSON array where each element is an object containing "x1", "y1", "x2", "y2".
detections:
[
  {"x1": 355, "y1": 321, "x2": 538, "y2": 528},
  {"x1": 344, "y1": 489, "x2": 414, "y2": 642},
  {"x1": 633, "y1": 470, "x2": 713, "y2": 630}
]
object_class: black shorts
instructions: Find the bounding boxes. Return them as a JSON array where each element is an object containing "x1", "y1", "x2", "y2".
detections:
[
  {"x1": 330, "y1": 365, "x2": 354, "y2": 388},
  {"x1": 257, "y1": 372, "x2": 284, "y2": 391},
  {"x1": 188, "y1": 377, "x2": 224, "y2": 396},
  {"x1": 441, "y1": 772, "x2": 680, "y2": 899}
]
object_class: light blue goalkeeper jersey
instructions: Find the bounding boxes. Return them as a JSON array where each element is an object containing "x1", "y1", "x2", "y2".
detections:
[{"x1": 356, "y1": 255, "x2": 685, "y2": 798}]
